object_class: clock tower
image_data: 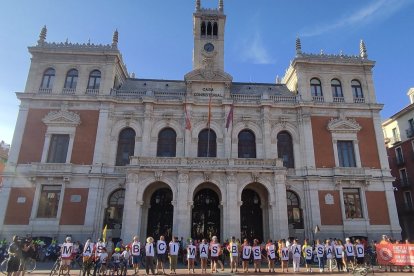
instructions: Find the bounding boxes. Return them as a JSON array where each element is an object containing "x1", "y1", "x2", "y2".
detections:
[{"x1": 193, "y1": 0, "x2": 226, "y2": 71}]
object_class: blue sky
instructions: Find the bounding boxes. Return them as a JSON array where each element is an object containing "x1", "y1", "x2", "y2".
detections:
[{"x1": 1, "y1": 0, "x2": 414, "y2": 145}]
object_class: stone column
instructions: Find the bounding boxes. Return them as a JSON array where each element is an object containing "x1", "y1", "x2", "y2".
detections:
[
  {"x1": 84, "y1": 178, "x2": 105, "y2": 239},
  {"x1": 121, "y1": 173, "x2": 142, "y2": 241},
  {"x1": 225, "y1": 172, "x2": 240, "y2": 238},
  {"x1": 298, "y1": 108, "x2": 316, "y2": 170},
  {"x1": 262, "y1": 107, "x2": 272, "y2": 159},
  {"x1": 7, "y1": 103, "x2": 29, "y2": 165},
  {"x1": 141, "y1": 103, "x2": 153, "y2": 156},
  {"x1": 384, "y1": 183, "x2": 402, "y2": 238},
  {"x1": 272, "y1": 172, "x2": 289, "y2": 238},
  {"x1": 173, "y1": 172, "x2": 191, "y2": 239},
  {"x1": 92, "y1": 104, "x2": 110, "y2": 164}
]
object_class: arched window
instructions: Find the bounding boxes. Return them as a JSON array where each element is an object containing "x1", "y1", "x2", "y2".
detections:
[
  {"x1": 115, "y1": 128, "x2": 136, "y2": 166},
  {"x1": 207, "y1": 22, "x2": 212, "y2": 36},
  {"x1": 64, "y1": 69, "x2": 78, "y2": 89},
  {"x1": 331, "y1": 79, "x2": 343, "y2": 98},
  {"x1": 351, "y1": 80, "x2": 363, "y2": 98},
  {"x1": 213, "y1": 22, "x2": 218, "y2": 36},
  {"x1": 201, "y1": 21, "x2": 206, "y2": 36},
  {"x1": 310, "y1": 78, "x2": 323, "y2": 97},
  {"x1": 238, "y1": 129, "x2": 256, "y2": 158},
  {"x1": 157, "y1": 128, "x2": 177, "y2": 157},
  {"x1": 277, "y1": 131, "x2": 294, "y2": 168},
  {"x1": 87, "y1": 70, "x2": 101, "y2": 90},
  {"x1": 40, "y1": 68, "x2": 55, "y2": 89},
  {"x1": 103, "y1": 189, "x2": 125, "y2": 230},
  {"x1": 198, "y1": 129, "x2": 217, "y2": 157},
  {"x1": 287, "y1": 190, "x2": 303, "y2": 229}
]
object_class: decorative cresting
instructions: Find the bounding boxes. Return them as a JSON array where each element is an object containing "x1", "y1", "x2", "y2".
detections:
[
  {"x1": 295, "y1": 37, "x2": 302, "y2": 56},
  {"x1": 327, "y1": 116, "x2": 361, "y2": 134},
  {"x1": 360, "y1": 39, "x2": 368, "y2": 59},
  {"x1": 112, "y1": 29, "x2": 119, "y2": 48},
  {"x1": 42, "y1": 108, "x2": 81, "y2": 128},
  {"x1": 38, "y1": 25, "x2": 47, "y2": 45}
]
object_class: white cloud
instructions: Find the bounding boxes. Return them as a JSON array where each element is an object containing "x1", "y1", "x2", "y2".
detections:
[
  {"x1": 240, "y1": 32, "x2": 274, "y2": 64},
  {"x1": 301, "y1": 0, "x2": 410, "y2": 37}
]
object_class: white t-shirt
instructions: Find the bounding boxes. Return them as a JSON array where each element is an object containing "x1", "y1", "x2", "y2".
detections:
[
  {"x1": 199, "y1": 243, "x2": 209, "y2": 258},
  {"x1": 157, "y1": 240, "x2": 167, "y2": 254},
  {"x1": 292, "y1": 244, "x2": 301, "y2": 258},
  {"x1": 187, "y1": 245, "x2": 196, "y2": 259},
  {"x1": 131, "y1": 241, "x2": 141, "y2": 256},
  {"x1": 303, "y1": 245, "x2": 313, "y2": 260},
  {"x1": 100, "y1": 252, "x2": 108, "y2": 264},
  {"x1": 334, "y1": 245, "x2": 343, "y2": 258},
  {"x1": 267, "y1": 244, "x2": 276, "y2": 259},
  {"x1": 316, "y1": 244, "x2": 324, "y2": 258},
  {"x1": 281, "y1": 247, "x2": 289, "y2": 261},
  {"x1": 83, "y1": 242, "x2": 94, "y2": 257},
  {"x1": 229, "y1": 242, "x2": 239, "y2": 257},
  {"x1": 61, "y1": 242, "x2": 73, "y2": 258},
  {"x1": 145, "y1": 243, "x2": 155, "y2": 257},
  {"x1": 345, "y1": 243, "x2": 355, "y2": 256}
]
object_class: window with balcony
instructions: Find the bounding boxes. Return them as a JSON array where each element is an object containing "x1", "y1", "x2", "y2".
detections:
[
  {"x1": 286, "y1": 190, "x2": 303, "y2": 229},
  {"x1": 238, "y1": 129, "x2": 256, "y2": 158},
  {"x1": 64, "y1": 69, "x2": 78, "y2": 90},
  {"x1": 343, "y1": 188, "x2": 363, "y2": 219},
  {"x1": 47, "y1": 134, "x2": 69, "y2": 163},
  {"x1": 331, "y1": 79, "x2": 343, "y2": 98},
  {"x1": 400, "y1": 168, "x2": 409, "y2": 187},
  {"x1": 337, "y1": 140, "x2": 356, "y2": 167},
  {"x1": 395, "y1": 147, "x2": 404, "y2": 165},
  {"x1": 198, "y1": 129, "x2": 217, "y2": 157},
  {"x1": 310, "y1": 78, "x2": 323, "y2": 97},
  {"x1": 40, "y1": 68, "x2": 55, "y2": 90},
  {"x1": 87, "y1": 70, "x2": 101, "y2": 90},
  {"x1": 404, "y1": 191, "x2": 413, "y2": 211},
  {"x1": 115, "y1": 128, "x2": 136, "y2": 166},
  {"x1": 351, "y1": 80, "x2": 364, "y2": 98},
  {"x1": 157, "y1": 128, "x2": 177, "y2": 157},
  {"x1": 277, "y1": 131, "x2": 294, "y2": 168},
  {"x1": 37, "y1": 185, "x2": 61, "y2": 218}
]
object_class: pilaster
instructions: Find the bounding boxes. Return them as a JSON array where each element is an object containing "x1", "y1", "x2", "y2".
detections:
[
  {"x1": 7, "y1": 103, "x2": 29, "y2": 165},
  {"x1": 121, "y1": 173, "x2": 141, "y2": 241},
  {"x1": 92, "y1": 105, "x2": 110, "y2": 164},
  {"x1": 273, "y1": 172, "x2": 289, "y2": 238},
  {"x1": 225, "y1": 172, "x2": 239, "y2": 238}
]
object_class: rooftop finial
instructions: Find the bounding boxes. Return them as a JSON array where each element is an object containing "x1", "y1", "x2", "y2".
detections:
[
  {"x1": 360, "y1": 39, "x2": 367, "y2": 59},
  {"x1": 275, "y1": 75, "x2": 281, "y2": 84},
  {"x1": 219, "y1": 0, "x2": 224, "y2": 11},
  {"x1": 295, "y1": 36, "x2": 302, "y2": 56},
  {"x1": 38, "y1": 25, "x2": 47, "y2": 45},
  {"x1": 196, "y1": 0, "x2": 201, "y2": 11},
  {"x1": 112, "y1": 29, "x2": 119, "y2": 48}
]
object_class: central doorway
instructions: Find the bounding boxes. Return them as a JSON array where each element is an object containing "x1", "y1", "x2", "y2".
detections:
[
  {"x1": 147, "y1": 188, "x2": 174, "y2": 241},
  {"x1": 191, "y1": 188, "x2": 220, "y2": 240},
  {"x1": 240, "y1": 188, "x2": 264, "y2": 242}
]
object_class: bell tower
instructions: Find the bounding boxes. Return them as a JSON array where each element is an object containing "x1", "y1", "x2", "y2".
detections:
[{"x1": 193, "y1": 0, "x2": 226, "y2": 71}]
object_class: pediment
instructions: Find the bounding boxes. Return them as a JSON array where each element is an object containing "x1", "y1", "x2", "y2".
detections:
[
  {"x1": 327, "y1": 117, "x2": 361, "y2": 133},
  {"x1": 184, "y1": 68, "x2": 233, "y2": 83},
  {"x1": 42, "y1": 109, "x2": 81, "y2": 127}
]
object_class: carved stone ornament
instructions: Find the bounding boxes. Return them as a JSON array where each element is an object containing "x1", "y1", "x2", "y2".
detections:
[
  {"x1": 251, "y1": 173, "x2": 259, "y2": 182},
  {"x1": 178, "y1": 173, "x2": 188, "y2": 183},
  {"x1": 324, "y1": 193, "x2": 334, "y2": 205},
  {"x1": 327, "y1": 117, "x2": 361, "y2": 133},
  {"x1": 127, "y1": 173, "x2": 139, "y2": 183},
  {"x1": 42, "y1": 108, "x2": 81, "y2": 127},
  {"x1": 154, "y1": 171, "x2": 163, "y2": 181},
  {"x1": 203, "y1": 172, "x2": 211, "y2": 182},
  {"x1": 226, "y1": 172, "x2": 235, "y2": 183},
  {"x1": 184, "y1": 68, "x2": 233, "y2": 83}
]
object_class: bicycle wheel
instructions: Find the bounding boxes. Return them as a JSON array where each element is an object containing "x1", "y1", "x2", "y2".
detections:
[
  {"x1": 49, "y1": 261, "x2": 60, "y2": 276},
  {"x1": 331, "y1": 258, "x2": 337, "y2": 270},
  {"x1": 25, "y1": 258, "x2": 36, "y2": 273},
  {"x1": 0, "y1": 259, "x2": 8, "y2": 275}
]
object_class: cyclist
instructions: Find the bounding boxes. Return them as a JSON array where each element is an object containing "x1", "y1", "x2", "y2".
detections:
[
  {"x1": 6, "y1": 236, "x2": 21, "y2": 276},
  {"x1": 111, "y1": 247, "x2": 122, "y2": 275},
  {"x1": 60, "y1": 237, "x2": 74, "y2": 276}
]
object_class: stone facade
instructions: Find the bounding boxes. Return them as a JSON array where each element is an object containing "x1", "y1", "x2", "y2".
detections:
[{"x1": 0, "y1": 1, "x2": 401, "y2": 243}]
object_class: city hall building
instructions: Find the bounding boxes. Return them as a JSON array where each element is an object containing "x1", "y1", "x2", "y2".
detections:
[{"x1": 0, "y1": 1, "x2": 401, "y2": 243}]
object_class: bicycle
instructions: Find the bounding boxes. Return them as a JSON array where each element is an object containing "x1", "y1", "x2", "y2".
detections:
[{"x1": 1, "y1": 257, "x2": 36, "y2": 275}]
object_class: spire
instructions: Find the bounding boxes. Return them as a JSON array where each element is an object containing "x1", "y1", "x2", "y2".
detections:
[
  {"x1": 295, "y1": 36, "x2": 302, "y2": 56},
  {"x1": 38, "y1": 25, "x2": 47, "y2": 45},
  {"x1": 112, "y1": 29, "x2": 119, "y2": 48},
  {"x1": 196, "y1": 0, "x2": 201, "y2": 11},
  {"x1": 219, "y1": 0, "x2": 224, "y2": 11},
  {"x1": 360, "y1": 39, "x2": 367, "y2": 59}
]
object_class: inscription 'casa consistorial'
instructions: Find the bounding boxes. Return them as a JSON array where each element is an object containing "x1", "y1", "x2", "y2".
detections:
[{"x1": 194, "y1": 88, "x2": 224, "y2": 98}]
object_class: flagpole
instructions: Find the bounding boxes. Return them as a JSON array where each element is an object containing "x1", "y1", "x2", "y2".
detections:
[{"x1": 206, "y1": 94, "x2": 211, "y2": 157}]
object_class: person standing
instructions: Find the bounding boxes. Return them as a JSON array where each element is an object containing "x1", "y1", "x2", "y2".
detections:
[
  {"x1": 187, "y1": 239, "x2": 196, "y2": 274},
  {"x1": 156, "y1": 236, "x2": 167, "y2": 275},
  {"x1": 145, "y1": 237, "x2": 156, "y2": 275},
  {"x1": 199, "y1": 239, "x2": 209, "y2": 274},
  {"x1": 355, "y1": 239, "x2": 365, "y2": 266},
  {"x1": 6, "y1": 236, "x2": 21, "y2": 276},
  {"x1": 325, "y1": 239, "x2": 334, "y2": 272},
  {"x1": 82, "y1": 238, "x2": 94, "y2": 276},
  {"x1": 209, "y1": 236, "x2": 221, "y2": 273},
  {"x1": 252, "y1": 239, "x2": 262, "y2": 273},
  {"x1": 169, "y1": 236, "x2": 180, "y2": 275},
  {"x1": 241, "y1": 239, "x2": 251, "y2": 273},
  {"x1": 315, "y1": 239, "x2": 325, "y2": 272},
  {"x1": 265, "y1": 239, "x2": 276, "y2": 273},
  {"x1": 302, "y1": 239, "x2": 313, "y2": 272},
  {"x1": 280, "y1": 239, "x2": 289, "y2": 273},
  {"x1": 106, "y1": 237, "x2": 114, "y2": 260},
  {"x1": 344, "y1": 237, "x2": 355, "y2": 271},
  {"x1": 291, "y1": 238, "x2": 301, "y2": 272},
  {"x1": 334, "y1": 240, "x2": 344, "y2": 272},
  {"x1": 227, "y1": 236, "x2": 239, "y2": 273},
  {"x1": 60, "y1": 237, "x2": 74, "y2": 276},
  {"x1": 130, "y1": 236, "x2": 141, "y2": 275}
]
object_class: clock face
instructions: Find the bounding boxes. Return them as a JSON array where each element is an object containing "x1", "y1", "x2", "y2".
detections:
[{"x1": 204, "y1": 43, "x2": 214, "y2": 52}]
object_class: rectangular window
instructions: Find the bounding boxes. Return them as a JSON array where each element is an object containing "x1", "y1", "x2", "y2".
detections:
[
  {"x1": 404, "y1": 191, "x2": 413, "y2": 210},
  {"x1": 337, "y1": 141, "x2": 356, "y2": 167},
  {"x1": 400, "y1": 169, "x2": 409, "y2": 187},
  {"x1": 395, "y1": 147, "x2": 404, "y2": 165},
  {"x1": 37, "y1": 185, "x2": 61, "y2": 218},
  {"x1": 343, "y1": 188, "x2": 363, "y2": 219},
  {"x1": 47, "y1": 134, "x2": 69, "y2": 163}
]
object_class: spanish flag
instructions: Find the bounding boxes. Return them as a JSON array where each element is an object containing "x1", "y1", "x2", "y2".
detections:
[{"x1": 102, "y1": 224, "x2": 108, "y2": 242}]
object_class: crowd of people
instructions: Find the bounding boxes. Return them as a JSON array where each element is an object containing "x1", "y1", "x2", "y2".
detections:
[{"x1": 3, "y1": 233, "x2": 413, "y2": 275}]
